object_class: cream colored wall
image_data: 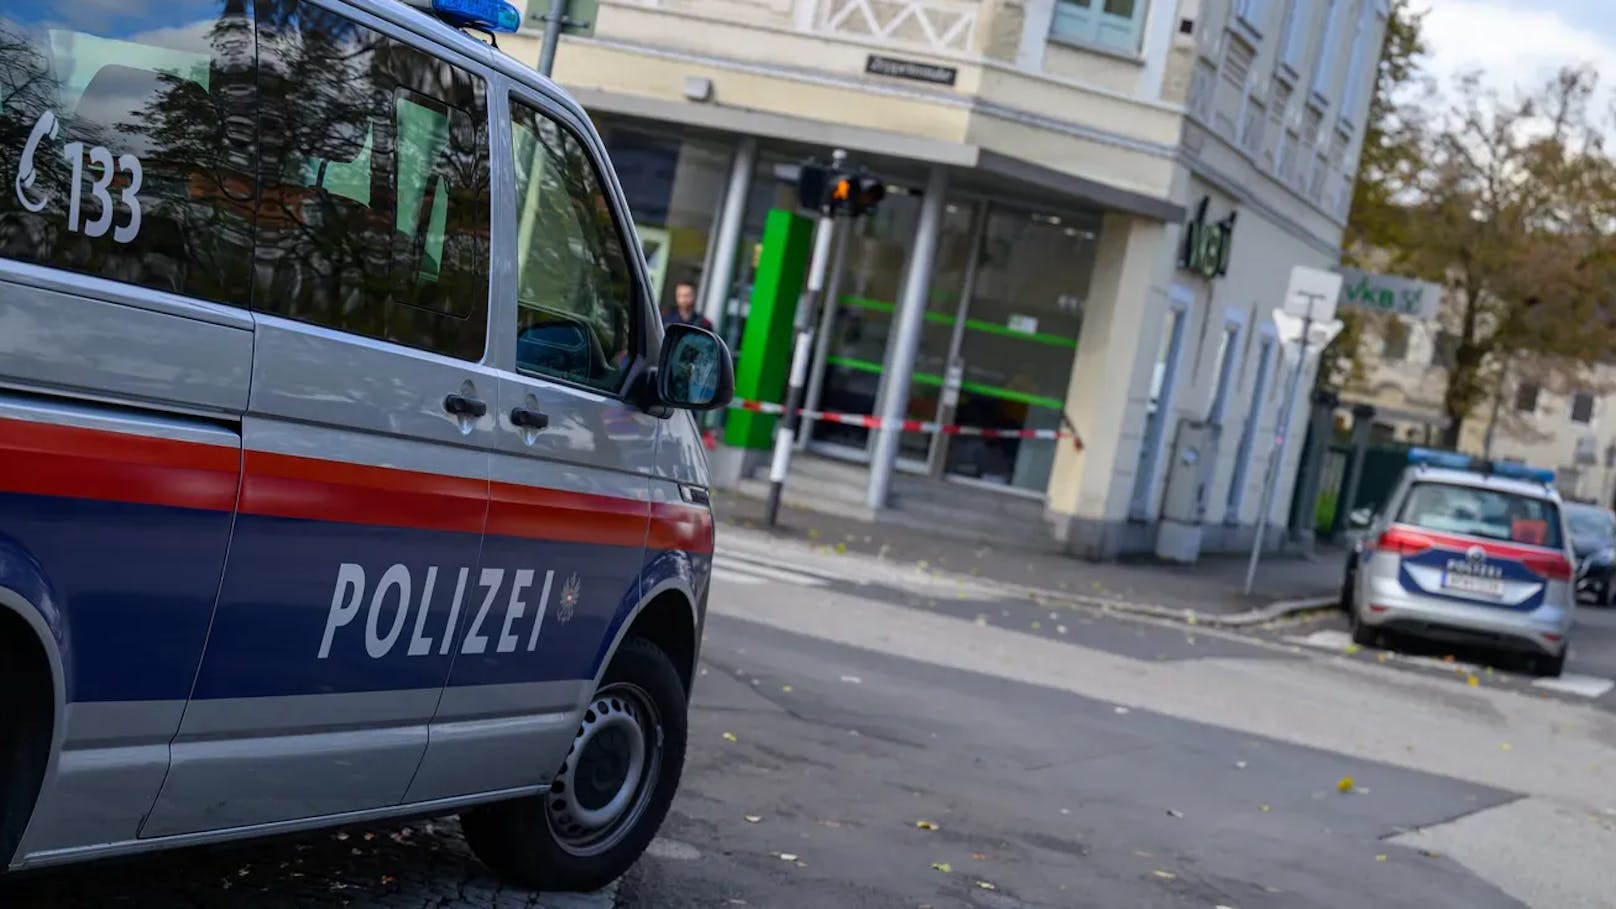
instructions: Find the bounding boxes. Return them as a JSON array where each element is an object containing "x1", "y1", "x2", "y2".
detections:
[
  {"x1": 1040, "y1": 41, "x2": 1148, "y2": 96},
  {"x1": 1045, "y1": 212, "x2": 1179, "y2": 524}
]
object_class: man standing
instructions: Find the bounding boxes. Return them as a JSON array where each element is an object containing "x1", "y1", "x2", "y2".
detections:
[{"x1": 662, "y1": 279, "x2": 713, "y2": 331}]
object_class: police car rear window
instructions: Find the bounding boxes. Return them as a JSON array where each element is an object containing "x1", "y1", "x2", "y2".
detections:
[
  {"x1": 1397, "y1": 482, "x2": 1563, "y2": 549},
  {"x1": 0, "y1": 0, "x2": 256, "y2": 305}
]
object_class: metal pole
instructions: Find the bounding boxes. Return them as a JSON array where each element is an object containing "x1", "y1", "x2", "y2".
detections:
[
  {"x1": 799, "y1": 216, "x2": 852, "y2": 451},
  {"x1": 867, "y1": 165, "x2": 947, "y2": 510},
  {"x1": 1482, "y1": 359, "x2": 1508, "y2": 459},
  {"x1": 702, "y1": 137, "x2": 757, "y2": 334},
  {"x1": 537, "y1": 0, "x2": 568, "y2": 77},
  {"x1": 1244, "y1": 314, "x2": 1311, "y2": 595},
  {"x1": 765, "y1": 208, "x2": 839, "y2": 526}
]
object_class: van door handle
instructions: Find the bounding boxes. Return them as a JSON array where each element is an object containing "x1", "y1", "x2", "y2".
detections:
[
  {"x1": 443, "y1": 393, "x2": 488, "y2": 418},
  {"x1": 510, "y1": 407, "x2": 550, "y2": 431}
]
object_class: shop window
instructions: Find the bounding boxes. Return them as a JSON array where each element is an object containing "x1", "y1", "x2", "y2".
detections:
[
  {"x1": 510, "y1": 100, "x2": 640, "y2": 394},
  {"x1": 1571, "y1": 392, "x2": 1595, "y2": 424},
  {"x1": 1515, "y1": 381, "x2": 1540, "y2": 414},
  {"x1": 603, "y1": 129, "x2": 729, "y2": 313},
  {"x1": 1050, "y1": 0, "x2": 1147, "y2": 55}
]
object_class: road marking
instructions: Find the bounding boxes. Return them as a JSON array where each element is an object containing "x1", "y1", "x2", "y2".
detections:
[
  {"x1": 712, "y1": 558, "x2": 830, "y2": 587},
  {"x1": 1531, "y1": 674, "x2": 1616, "y2": 698},
  {"x1": 711, "y1": 566, "x2": 767, "y2": 586},
  {"x1": 1286, "y1": 630, "x2": 1615, "y2": 698}
]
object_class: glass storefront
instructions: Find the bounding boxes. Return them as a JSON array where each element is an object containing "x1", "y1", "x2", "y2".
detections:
[{"x1": 601, "y1": 127, "x2": 730, "y2": 313}]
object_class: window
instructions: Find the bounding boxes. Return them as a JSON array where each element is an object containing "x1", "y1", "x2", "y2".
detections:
[
  {"x1": 0, "y1": 1, "x2": 256, "y2": 305},
  {"x1": 1051, "y1": 0, "x2": 1147, "y2": 54},
  {"x1": 1234, "y1": 0, "x2": 1271, "y2": 33},
  {"x1": 511, "y1": 100, "x2": 639, "y2": 394},
  {"x1": 1311, "y1": 0, "x2": 1346, "y2": 98},
  {"x1": 1397, "y1": 482, "x2": 1562, "y2": 548},
  {"x1": 1281, "y1": 0, "x2": 1314, "y2": 71},
  {"x1": 1340, "y1": 2, "x2": 1384, "y2": 125},
  {"x1": 1207, "y1": 322, "x2": 1241, "y2": 425},
  {"x1": 1572, "y1": 392, "x2": 1595, "y2": 424},
  {"x1": 1515, "y1": 381, "x2": 1540, "y2": 413},
  {"x1": 252, "y1": 0, "x2": 492, "y2": 360},
  {"x1": 1430, "y1": 330, "x2": 1458, "y2": 369},
  {"x1": 1130, "y1": 293, "x2": 1189, "y2": 520}
]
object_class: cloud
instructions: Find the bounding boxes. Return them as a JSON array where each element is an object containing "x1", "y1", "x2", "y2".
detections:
[{"x1": 1420, "y1": 0, "x2": 1616, "y2": 101}]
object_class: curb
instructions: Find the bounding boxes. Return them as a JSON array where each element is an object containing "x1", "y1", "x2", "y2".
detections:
[{"x1": 1006, "y1": 588, "x2": 1340, "y2": 628}]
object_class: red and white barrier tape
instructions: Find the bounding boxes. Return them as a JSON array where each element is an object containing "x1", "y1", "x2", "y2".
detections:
[{"x1": 728, "y1": 399, "x2": 1083, "y2": 449}]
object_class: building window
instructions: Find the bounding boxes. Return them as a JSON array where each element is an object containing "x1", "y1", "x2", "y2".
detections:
[
  {"x1": 1340, "y1": 2, "x2": 1386, "y2": 126},
  {"x1": 1234, "y1": 0, "x2": 1270, "y2": 35},
  {"x1": 1572, "y1": 392, "x2": 1595, "y2": 424},
  {"x1": 1311, "y1": 0, "x2": 1346, "y2": 99},
  {"x1": 1281, "y1": 0, "x2": 1314, "y2": 72},
  {"x1": 1051, "y1": 0, "x2": 1147, "y2": 54},
  {"x1": 1431, "y1": 330, "x2": 1458, "y2": 369},
  {"x1": 1515, "y1": 382, "x2": 1540, "y2": 414}
]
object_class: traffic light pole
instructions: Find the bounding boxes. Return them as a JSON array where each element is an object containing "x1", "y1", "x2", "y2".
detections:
[{"x1": 764, "y1": 210, "x2": 837, "y2": 527}]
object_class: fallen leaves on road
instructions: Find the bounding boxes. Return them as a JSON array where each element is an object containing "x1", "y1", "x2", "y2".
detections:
[
  {"x1": 807, "y1": 529, "x2": 821, "y2": 540},
  {"x1": 1151, "y1": 870, "x2": 1177, "y2": 880},
  {"x1": 745, "y1": 815, "x2": 762, "y2": 824},
  {"x1": 1166, "y1": 809, "x2": 1183, "y2": 819},
  {"x1": 722, "y1": 732, "x2": 738, "y2": 743},
  {"x1": 781, "y1": 685, "x2": 793, "y2": 693},
  {"x1": 1467, "y1": 675, "x2": 1480, "y2": 687},
  {"x1": 1031, "y1": 621, "x2": 1042, "y2": 630},
  {"x1": 1337, "y1": 776, "x2": 1355, "y2": 794},
  {"x1": 778, "y1": 853, "x2": 799, "y2": 862},
  {"x1": 1500, "y1": 743, "x2": 1512, "y2": 751},
  {"x1": 834, "y1": 542, "x2": 847, "y2": 554},
  {"x1": 931, "y1": 862, "x2": 952, "y2": 873},
  {"x1": 1260, "y1": 804, "x2": 1272, "y2": 812},
  {"x1": 1419, "y1": 849, "x2": 1441, "y2": 859},
  {"x1": 915, "y1": 820, "x2": 939, "y2": 831},
  {"x1": 1442, "y1": 654, "x2": 1456, "y2": 663},
  {"x1": 1376, "y1": 854, "x2": 1388, "y2": 862},
  {"x1": 971, "y1": 852, "x2": 989, "y2": 860},
  {"x1": 1345, "y1": 644, "x2": 1361, "y2": 655},
  {"x1": 974, "y1": 615, "x2": 989, "y2": 627},
  {"x1": 975, "y1": 881, "x2": 997, "y2": 890}
]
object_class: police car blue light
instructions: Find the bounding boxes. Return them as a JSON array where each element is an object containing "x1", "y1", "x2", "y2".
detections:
[
  {"x1": 1407, "y1": 447, "x2": 1556, "y2": 485},
  {"x1": 410, "y1": 0, "x2": 522, "y2": 32}
]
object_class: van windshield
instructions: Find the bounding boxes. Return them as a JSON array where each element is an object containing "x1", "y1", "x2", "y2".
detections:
[{"x1": 1397, "y1": 482, "x2": 1562, "y2": 548}]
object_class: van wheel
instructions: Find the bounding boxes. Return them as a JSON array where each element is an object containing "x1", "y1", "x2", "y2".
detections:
[
  {"x1": 463, "y1": 637, "x2": 687, "y2": 892},
  {"x1": 1348, "y1": 607, "x2": 1377, "y2": 648}
]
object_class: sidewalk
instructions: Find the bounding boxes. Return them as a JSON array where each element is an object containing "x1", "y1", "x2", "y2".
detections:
[{"x1": 713, "y1": 489, "x2": 1345, "y2": 623}]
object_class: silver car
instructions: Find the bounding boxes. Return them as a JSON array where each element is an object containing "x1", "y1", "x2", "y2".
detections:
[
  {"x1": 1343, "y1": 450, "x2": 1575, "y2": 677},
  {"x1": 0, "y1": 0, "x2": 732, "y2": 889}
]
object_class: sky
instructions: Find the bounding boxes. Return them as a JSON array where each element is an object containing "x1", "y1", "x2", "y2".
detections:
[{"x1": 1419, "y1": 0, "x2": 1616, "y2": 103}]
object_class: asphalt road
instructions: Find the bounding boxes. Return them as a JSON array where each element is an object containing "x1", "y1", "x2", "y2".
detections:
[{"x1": 8, "y1": 530, "x2": 1616, "y2": 907}]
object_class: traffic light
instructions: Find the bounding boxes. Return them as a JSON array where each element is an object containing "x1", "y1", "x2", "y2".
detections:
[{"x1": 797, "y1": 162, "x2": 885, "y2": 217}]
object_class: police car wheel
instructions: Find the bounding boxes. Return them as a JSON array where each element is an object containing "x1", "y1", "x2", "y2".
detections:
[{"x1": 462, "y1": 636, "x2": 687, "y2": 892}]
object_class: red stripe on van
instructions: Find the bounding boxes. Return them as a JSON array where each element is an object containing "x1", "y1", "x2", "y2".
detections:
[{"x1": 0, "y1": 416, "x2": 238, "y2": 512}]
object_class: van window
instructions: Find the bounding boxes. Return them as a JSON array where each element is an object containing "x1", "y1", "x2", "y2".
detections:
[
  {"x1": 252, "y1": 0, "x2": 491, "y2": 362},
  {"x1": 1397, "y1": 482, "x2": 1563, "y2": 549},
  {"x1": 510, "y1": 100, "x2": 638, "y2": 393},
  {"x1": 0, "y1": 1, "x2": 256, "y2": 304}
]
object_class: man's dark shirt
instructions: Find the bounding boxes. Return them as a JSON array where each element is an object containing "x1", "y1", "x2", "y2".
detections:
[{"x1": 662, "y1": 308, "x2": 713, "y2": 331}]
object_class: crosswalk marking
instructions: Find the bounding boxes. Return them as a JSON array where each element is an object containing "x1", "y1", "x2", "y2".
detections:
[
  {"x1": 1284, "y1": 629, "x2": 1614, "y2": 698},
  {"x1": 710, "y1": 566, "x2": 767, "y2": 586},
  {"x1": 712, "y1": 557, "x2": 831, "y2": 588}
]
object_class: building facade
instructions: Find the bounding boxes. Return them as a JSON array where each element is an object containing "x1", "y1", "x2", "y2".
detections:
[{"x1": 498, "y1": 0, "x2": 1390, "y2": 558}]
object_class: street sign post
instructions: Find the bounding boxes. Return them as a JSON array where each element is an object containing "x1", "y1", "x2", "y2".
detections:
[{"x1": 1243, "y1": 267, "x2": 1344, "y2": 595}]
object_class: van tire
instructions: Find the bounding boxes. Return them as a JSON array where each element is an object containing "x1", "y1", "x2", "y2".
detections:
[
  {"x1": 463, "y1": 637, "x2": 688, "y2": 892},
  {"x1": 1533, "y1": 648, "x2": 1566, "y2": 679}
]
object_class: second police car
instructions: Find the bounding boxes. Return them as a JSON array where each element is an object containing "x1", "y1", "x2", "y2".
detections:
[
  {"x1": 1342, "y1": 449, "x2": 1575, "y2": 677},
  {"x1": 0, "y1": 0, "x2": 732, "y2": 892}
]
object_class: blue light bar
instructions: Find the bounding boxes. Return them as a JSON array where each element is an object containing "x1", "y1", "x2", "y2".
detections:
[
  {"x1": 430, "y1": 0, "x2": 521, "y2": 32},
  {"x1": 1407, "y1": 447, "x2": 1555, "y2": 484}
]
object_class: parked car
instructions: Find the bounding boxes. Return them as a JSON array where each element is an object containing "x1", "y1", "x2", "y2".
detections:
[
  {"x1": 1566, "y1": 503, "x2": 1616, "y2": 607},
  {"x1": 1341, "y1": 449, "x2": 1574, "y2": 677}
]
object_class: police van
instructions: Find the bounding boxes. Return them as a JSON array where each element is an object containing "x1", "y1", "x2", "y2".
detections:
[{"x1": 0, "y1": 0, "x2": 731, "y2": 890}]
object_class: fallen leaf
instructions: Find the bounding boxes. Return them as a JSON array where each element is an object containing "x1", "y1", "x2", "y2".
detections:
[
  {"x1": 1442, "y1": 654, "x2": 1456, "y2": 663},
  {"x1": 1467, "y1": 675, "x2": 1480, "y2": 687},
  {"x1": 781, "y1": 684, "x2": 793, "y2": 693},
  {"x1": 744, "y1": 815, "x2": 762, "y2": 823},
  {"x1": 778, "y1": 853, "x2": 798, "y2": 861},
  {"x1": 931, "y1": 862, "x2": 952, "y2": 873},
  {"x1": 380, "y1": 875, "x2": 394, "y2": 885},
  {"x1": 975, "y1": 881, "x2": 997, "y2": 890},
  {"x1": 1031, "y1": 620, "x2": 1042, "y2": 630},
  {"x1": 1375, "y1": 854, "x2": 1388, "y2": 862},
  {"x1": 915, "y1": 820, "x2": 939, "y2": 831},
  {"x1": 974, "y1": 615, "x2": 988, "y2": 627},
  {"x1": 1345, "y1": 644, "x2": 1361, "y2": 655},
  {"x1": 1260, "y1": 804, "x2": 1272, "y2": 812},
  {"x1": 971, "y1": 852, "x2": 989, "y2": 860},
  {"x1": 1152, "y1": 870, "x2": 1177, "y2": 879},
  {"x1": 796, "y1": 861, "x2": 808, "y2": 868},
  {"x1": 834, "y1": 542, "x2": 847, "y2": 554},
  {"x1": 1419, "y1": 849, "x2": 1441, "y2": 859},
  {"x1": 1500, "y1": 743, "x2": 1512, "y2": 751},
  {"x1": 1337, "y1": 776, "x2": 1355, "y2": 794},
  {"x1": 807, "y1": 529, "x2": 821, "y2": 540},
  {"x1": 1377, "y1": 653, "x2": 1388, "y2": 663},
  {"x1": 1166, "y1": 809, "x2": 1183, "y2": 819},
  {"x1": 722, "y1": 732, "x2": 738, "y2": 743},
  {"x1": 1185, "y1": 613, "x2": 1199, "y2": 626}
]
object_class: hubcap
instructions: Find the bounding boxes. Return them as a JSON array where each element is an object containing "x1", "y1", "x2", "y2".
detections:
[{"x1": 546, "y1": 682, "x2": 661, "y2": 856}]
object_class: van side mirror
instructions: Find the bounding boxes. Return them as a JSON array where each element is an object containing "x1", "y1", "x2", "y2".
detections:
[
  {"x1": 657, "y1": 323, "x2": 734, "y2": 411},
  {"x1": 1348, "y1": 507, "x2": 1374, "y2": 530}
]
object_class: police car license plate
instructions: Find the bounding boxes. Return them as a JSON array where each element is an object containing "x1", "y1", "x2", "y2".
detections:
[{"x1": 1443, "y1": 572, "x2": 1505, "y2": 598}]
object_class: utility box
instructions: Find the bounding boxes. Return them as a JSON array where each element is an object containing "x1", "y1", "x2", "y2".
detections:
[{"x1": 1156, "y1": 419, "x2": 1218, "y2": 563}]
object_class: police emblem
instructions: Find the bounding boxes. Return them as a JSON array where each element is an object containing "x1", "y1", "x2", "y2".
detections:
[{"x1": 557, "y1": 572, "x2": 582, "y2": 624}]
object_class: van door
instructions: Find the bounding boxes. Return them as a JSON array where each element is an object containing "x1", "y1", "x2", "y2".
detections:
[
  {"x1": 0, "y1": 0, "x2": 256, "y2": 859},
  {"x1": 405, "y1": 89, "x2": 659, "y2": 800},
  {"x1": 142, "y1": 0, "x2": 498, "y2": 836}
]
